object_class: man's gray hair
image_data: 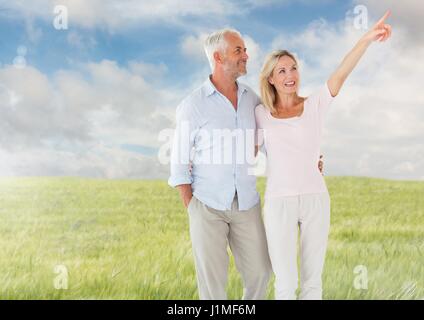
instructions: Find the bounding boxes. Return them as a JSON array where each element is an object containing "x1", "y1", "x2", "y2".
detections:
[{"x1": 204, "y1": 28, "x2": 242, "y2": 71}]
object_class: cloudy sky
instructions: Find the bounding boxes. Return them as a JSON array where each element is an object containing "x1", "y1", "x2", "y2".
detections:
[{"x1": 0, "y1": 0, "x2": 423, "y2": 180}]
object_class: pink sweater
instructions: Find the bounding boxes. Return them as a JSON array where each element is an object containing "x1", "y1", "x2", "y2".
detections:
[{"x1": 255, "y1": 83, "x2": 334, "y2": 198}]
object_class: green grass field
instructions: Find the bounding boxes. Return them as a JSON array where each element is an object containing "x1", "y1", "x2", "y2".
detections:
[{"x1": 0, "y1": 176, "x2": 423, "y2": 299}]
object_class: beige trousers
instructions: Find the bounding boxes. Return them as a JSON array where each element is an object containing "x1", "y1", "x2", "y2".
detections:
[{"x1": 187, "y1": 193, "x2": 272, "y2": 300}]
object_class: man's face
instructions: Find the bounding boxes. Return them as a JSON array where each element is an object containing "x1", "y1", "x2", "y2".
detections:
[{"x1": 220, "y1": 33, "x2": 249, "y2": 78}]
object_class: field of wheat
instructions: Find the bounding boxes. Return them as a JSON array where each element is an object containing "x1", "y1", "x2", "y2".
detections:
[{"x1": 0, "y1": 176, "x2": 422, "y2": 299}]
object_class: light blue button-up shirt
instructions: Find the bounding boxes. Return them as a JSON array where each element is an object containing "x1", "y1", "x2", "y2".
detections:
[{"x1": 168, "y1": 76, "x2": 261, "y2": 211}]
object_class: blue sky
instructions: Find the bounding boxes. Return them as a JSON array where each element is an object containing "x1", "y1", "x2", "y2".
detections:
[
  {"x1": 0, "y1": 1, "x2": 352, "y2": 81},
  {"x1": 0, "y1": 0, "x2": 423, "y2": 180}
]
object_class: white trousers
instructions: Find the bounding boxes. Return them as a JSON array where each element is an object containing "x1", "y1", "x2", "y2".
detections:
[{"x1": 263, "y1": 192, "x2": 330, "y2": 300}]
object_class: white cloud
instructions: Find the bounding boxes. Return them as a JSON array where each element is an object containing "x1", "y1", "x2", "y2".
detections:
[
  {"x1": 354, "y1": 0, "x2": 424, "y2": 42},
  {"x1": 0, "y1": 143, "x2": 169, "y2": 179},
  {"x1": 1, "y1": 0, "x2": 423, "y2": 180},
  {"x1": 25, "y1": 18, "x2": 43, "y2": 43},
  {"x1": 0, "y1": 0, "x2": 241, "y2": 31},
  {"x1": 180, "y1": 33, "x2": 209, "y2": 63},
  {"x1": 239, "y1": 34, "x2": 265, "y2": 92},
  {"x1": 1, "y1": 0, "x2": 337, "y2": 32},
  {"x1": 0, "y1": 60, "x2": 176, "y2": 178},
  {"x1": 67, "y1": 31, "x2": 97, "y2": 50},
  {"x1": 128, "y1": 61, "x2": 168, "y2": 80}
]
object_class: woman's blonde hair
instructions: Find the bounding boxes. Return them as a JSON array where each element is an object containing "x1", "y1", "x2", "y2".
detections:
[{"x1": 259, "y1": 50, "x2": 298, "y2": 113}]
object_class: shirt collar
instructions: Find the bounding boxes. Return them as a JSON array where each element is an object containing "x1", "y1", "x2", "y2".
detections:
[{"x1": 203, "y1": 75, "x2": 248, "y2": 97}]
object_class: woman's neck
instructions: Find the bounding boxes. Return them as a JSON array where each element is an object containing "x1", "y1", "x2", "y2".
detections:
[{"x1": 275, "y1": 92, "x2": 300, "y2": 110}]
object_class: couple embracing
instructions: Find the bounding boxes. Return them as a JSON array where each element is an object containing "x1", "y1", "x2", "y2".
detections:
[{"x1": 168, "y1": 11, "x2": 391, "y2": 300}]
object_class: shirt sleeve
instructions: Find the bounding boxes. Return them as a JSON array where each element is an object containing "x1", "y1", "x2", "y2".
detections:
[
  {"x1": 314, "y1": 81, "x2": 335, "y2": 117},
  {"x1": 253, "y1": 90, "x2": 262, "y2": 107},
  {"x1": 254, "y1": 105, "x2": 267, "y2": 155},
  {"x1": 168, "y1": 101, "x2": 198, "y2": 188}
]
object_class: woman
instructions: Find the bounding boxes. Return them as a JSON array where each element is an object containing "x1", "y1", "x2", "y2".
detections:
[{"x1": 255, "y1": 11, "x2": 392, "y2": 299}]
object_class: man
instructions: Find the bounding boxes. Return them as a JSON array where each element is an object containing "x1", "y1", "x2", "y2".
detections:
[{"x1": 168, "y1": 28, "x2": 271, "y2": 300}]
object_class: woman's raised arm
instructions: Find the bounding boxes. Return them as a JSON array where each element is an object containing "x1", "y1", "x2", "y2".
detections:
[{"x1": 327, "y1": 10, "x2": 392, "y2": 97}]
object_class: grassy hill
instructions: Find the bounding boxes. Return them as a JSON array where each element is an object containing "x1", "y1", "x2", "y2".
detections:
[{"x1": 0, "y1": 176, "x2": 423, "y2": 299}]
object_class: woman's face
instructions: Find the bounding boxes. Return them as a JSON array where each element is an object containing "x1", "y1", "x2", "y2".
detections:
[{"x1": 268, "y1": 55, "x2": 299, "y2": 95}]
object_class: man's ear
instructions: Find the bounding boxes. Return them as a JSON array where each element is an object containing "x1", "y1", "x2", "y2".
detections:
[{"x1": 213, "y1": 51, "x2": 222, "y2": 65}]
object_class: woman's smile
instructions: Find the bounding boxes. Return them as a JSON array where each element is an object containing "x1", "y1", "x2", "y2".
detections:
[{"x1": 284, "y1": 80, "x2": 296, "y2": 87}]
